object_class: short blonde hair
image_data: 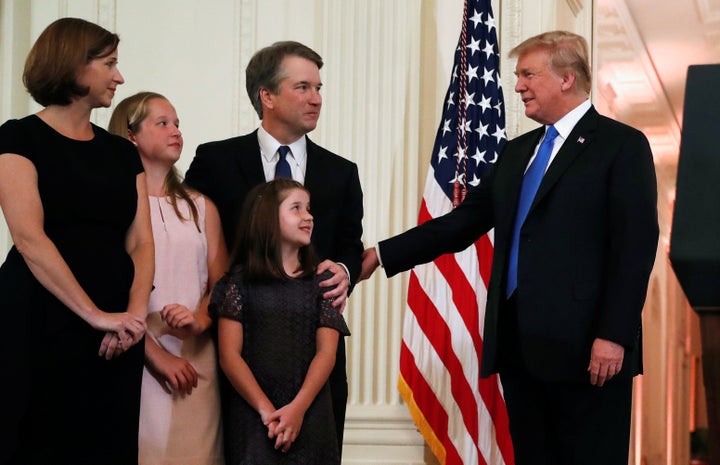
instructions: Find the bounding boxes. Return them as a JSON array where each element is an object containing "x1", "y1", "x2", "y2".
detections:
[{"x1": 509, "y1": 30, "x2": 591, "y2": 95}]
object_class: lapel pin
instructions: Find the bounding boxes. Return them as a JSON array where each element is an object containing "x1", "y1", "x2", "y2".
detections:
[{"x1": 577, "y1": 136, "x2": 585, "y2": 144}]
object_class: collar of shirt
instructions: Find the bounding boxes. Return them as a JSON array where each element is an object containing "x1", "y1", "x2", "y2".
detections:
[
  {"x1": 527, "y1": 99, "x2": 592, "y2": 174},
  {"x1": 552, "y1": 98, "x2": 591, "y2": 142},
  {"x1": 257, "y1": 125, "x2": 308, "y2": 182}
]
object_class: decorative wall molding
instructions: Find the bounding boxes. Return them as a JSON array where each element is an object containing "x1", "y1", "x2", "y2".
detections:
[
  {"x1": 97, "y1": 0, "x2": 116, "y2": 29},
  {"x1": 343, "y1": 405, "x2": 426, "y2": 464},
  {"x1": 696, "y1": 0, "x2": 720, "y2": 50},
  {"x1": 236, "y1": 0, "x2": 257, "y2": 135},
  {"x1": 500, "y1": 0, "x2": 523, "y2": 139},
  {"x1": 93, "y1": 0, "x2": 117, "y2": 127},
  {"x1": 696, "y1": 0, "x2": 720, "y2": 23},
  {"x1": 595, "y1": 0, "x2": 680, "y2": 163},
  {"x1": 566, "y1": 0, "x2": 584, "y2": 16},
  {"x1": 595, "y1": 2, "x2": 694, "y2": 464},
  {"x1": 344, "y1": 406, "x2": 425, "y2": 444}
]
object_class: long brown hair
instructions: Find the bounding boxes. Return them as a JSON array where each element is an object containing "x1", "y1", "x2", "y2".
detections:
[
  {"x1": 230, "y1": 179, "x2": 317, "y2": 281},
  {"x1": 108, "y1": 91, "x2": 200, "y2": 230}
]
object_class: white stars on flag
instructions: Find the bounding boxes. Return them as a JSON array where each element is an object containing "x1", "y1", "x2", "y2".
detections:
[
  {"x1": 401, "y1": 3, "x2": 513, "y2": 465},
  {"x1": 478, "y1": 94, "x2": 492, "y2": 113},
  {"x1": 481, "y1": 67, "x2": 495, "y2": 85},
  {"x1": 466, "y1": 65, "x2": 479, "y2": 83}
]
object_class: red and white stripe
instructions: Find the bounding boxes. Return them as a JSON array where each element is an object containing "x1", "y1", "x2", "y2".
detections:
[{"x1": 398, "y1": 170, "x2": 515, "y2": 465}]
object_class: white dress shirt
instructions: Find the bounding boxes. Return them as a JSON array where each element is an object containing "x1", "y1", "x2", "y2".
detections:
[{"x1": 257, "y1": 125, "x2": 307, "y2": 182}]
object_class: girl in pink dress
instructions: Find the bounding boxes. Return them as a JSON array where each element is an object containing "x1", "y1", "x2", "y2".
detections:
[{"x1": 109, "y1": 92, "x2": 227, "y2": 465}]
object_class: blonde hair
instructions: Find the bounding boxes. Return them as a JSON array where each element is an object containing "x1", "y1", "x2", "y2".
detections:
[
  {"x1": 108, "y1": 91, "x2": 200, "y2": 230},
  {"x1": 509, "y1": 30, "x2": 591, "y2": 95}
]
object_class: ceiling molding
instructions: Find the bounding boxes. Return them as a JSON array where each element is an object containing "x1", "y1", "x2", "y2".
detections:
[
  {"x1": 695, "y1": 0, "x2": 720, "y2": 24},
  {"x1": 705, "y1": 29, "x2": 720, "y2": 51},
  {"x1": 697, "y1": 0, "x2": 720, "y2": 50},
  {"x1": 595, "y1": 0, "x2": 680, "y2": 162}
]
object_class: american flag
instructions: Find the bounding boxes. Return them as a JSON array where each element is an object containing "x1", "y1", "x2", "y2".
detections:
[{"x1": 397, "y1": 1, "x2": 514, "y2": 464}]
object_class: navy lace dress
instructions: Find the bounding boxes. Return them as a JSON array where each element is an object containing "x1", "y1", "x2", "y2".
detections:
[{"x1": 210, "y1": 270, "x2": 350, "y2": 465}]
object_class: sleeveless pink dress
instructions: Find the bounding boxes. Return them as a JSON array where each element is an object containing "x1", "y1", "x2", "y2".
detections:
[{"x1": 139, "y1": 194, "x2": 224, "y2": 465}]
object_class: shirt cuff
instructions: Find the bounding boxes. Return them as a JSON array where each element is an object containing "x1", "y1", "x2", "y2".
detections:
[
  {"x1": 374, "y1": 245, "x2": 385, "y2": 268},
  {"x1": 337, "y1": 262, "x2": 351, "y2": 286}
]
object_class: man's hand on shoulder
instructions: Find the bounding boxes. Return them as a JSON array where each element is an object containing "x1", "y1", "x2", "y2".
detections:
[{"x1": 317, "y1": 260, "x2": 349, "y2": 313}]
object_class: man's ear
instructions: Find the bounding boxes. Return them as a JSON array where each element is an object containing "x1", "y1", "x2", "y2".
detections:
[
  {"x1": 560, "y1": 71, "x2": 576, "y2": 92},
  {"x1": 259, "y1": 88, "x2": 274, "y2": 110}
]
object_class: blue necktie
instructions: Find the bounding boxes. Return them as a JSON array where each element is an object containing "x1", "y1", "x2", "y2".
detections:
[
  {"x1": 274, "y1": 145, "x2": 292, "y2": 179},
  {"x1": 506, "y1": 125, "x2": 559, "y2": 297}
]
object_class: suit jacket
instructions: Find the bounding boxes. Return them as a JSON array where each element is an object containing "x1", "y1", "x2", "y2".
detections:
[
  {"x1": 185, "y1": 130, "x2": 364, "y2": 287},
  {"x1": 379, "y1": 107, "x2": 658, "y2": 382}
]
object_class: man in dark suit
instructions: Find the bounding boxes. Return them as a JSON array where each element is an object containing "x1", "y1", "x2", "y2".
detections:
[
  {"x1": 360, "y1": 31, "x2": 658, "y2": 465},
  {"x1": 185, "y1": 41, "x2": 364, "y2": 455}
]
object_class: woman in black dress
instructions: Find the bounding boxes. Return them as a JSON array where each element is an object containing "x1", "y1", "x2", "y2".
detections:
[{"x1": 0, "y1": 18, "x2": 154, "y2": 465}]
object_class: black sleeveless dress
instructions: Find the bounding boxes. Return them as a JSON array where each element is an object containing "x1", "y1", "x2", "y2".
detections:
[{"x1": 0, "y1": 115, "x2": 145, "y2": 465}]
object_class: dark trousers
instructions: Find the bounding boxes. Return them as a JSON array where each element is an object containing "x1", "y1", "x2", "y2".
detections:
[
  {"x1": 499, "y1": 295, "x2": 633, "y2": 465},
  {"x1": 329, "y1": 336, "x2": 348, "y2": 455}
]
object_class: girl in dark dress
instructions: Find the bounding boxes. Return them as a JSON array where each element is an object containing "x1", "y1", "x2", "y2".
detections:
[
  {"x1": 0, "y1": 18, "x2": 154, "y2": 465},
  {"x1": 210, "y1": 179, "x2": 350, "y2": 465}
]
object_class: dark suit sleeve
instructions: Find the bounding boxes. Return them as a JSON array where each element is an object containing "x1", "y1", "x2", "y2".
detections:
[
  {"x1": 378, "y1": 180, "x2": 494, "y2": 278},
  {"x1": 184, "y1": 142, "x2": 242, "y2": 250},
  {"x1": 336, "y1": 163, "x2": 364, "y2": 289},
  {"x1": 596, "y1": 129, "x2": 658, "y2": 347},
  {"x1": 184, "y1": 142, "x2": 218, "y2": 202}
]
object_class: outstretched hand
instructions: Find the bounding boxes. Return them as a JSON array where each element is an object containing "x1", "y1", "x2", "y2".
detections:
[{"x1": 358, "y1": 247, "x2": 380, "y2": 282}]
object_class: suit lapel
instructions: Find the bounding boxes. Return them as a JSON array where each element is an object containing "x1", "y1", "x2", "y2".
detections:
[
  {"x1": 531, "y1": 107, "x2": 600, "y2": 210},
  {"x1": 303, "y1": 137, "x2": 327, "y2": 191},
  {"x1": 237, "y1": 130, "x2": 266, "y2": 185}
]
